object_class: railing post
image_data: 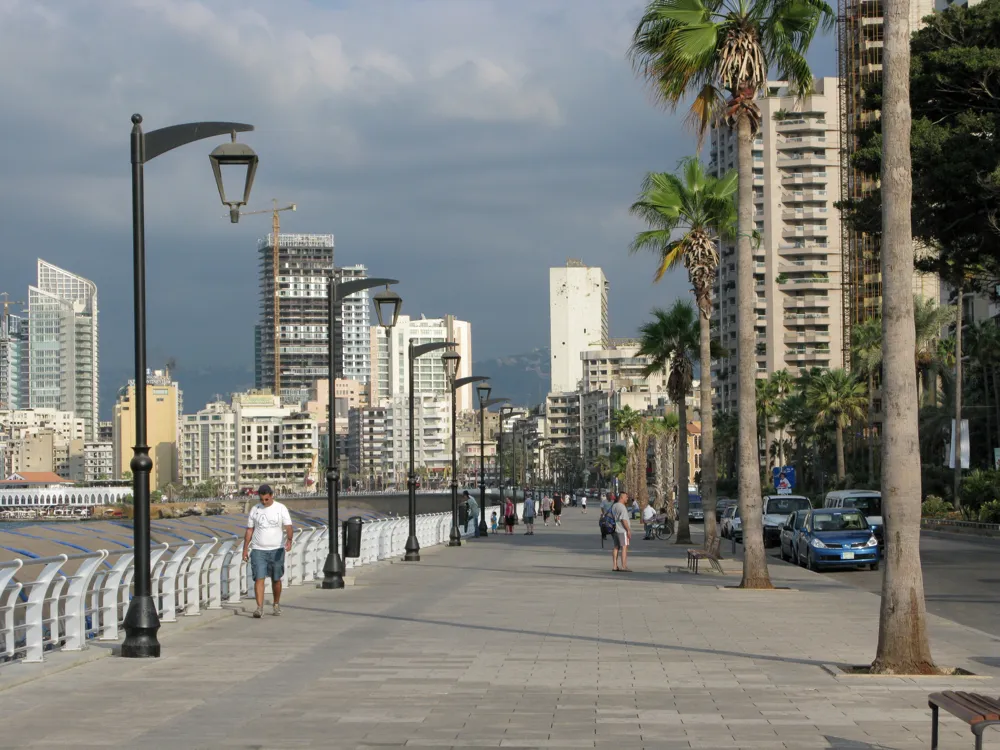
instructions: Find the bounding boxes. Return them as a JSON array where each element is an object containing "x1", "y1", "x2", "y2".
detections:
[
  {"x1": 0, "y1": 560, "x2": 23, "y2": 661},
  {"x1": 205, "y1": 539, "x2": 235, "y2": 610},
  {"x1": 158, "y1": 542, "x2": 194, "y2": 623},
  {"x1": 22, "y1": 556, "x2": 67, "y2": 664},
  {"x1": 183, "y1": 539, "x2": 217, "y2": 616},
  {"x1": 63, "y1": 551, "x2": 108, "y2": 651}
]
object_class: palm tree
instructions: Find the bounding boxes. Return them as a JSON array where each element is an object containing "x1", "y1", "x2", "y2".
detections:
[
  {"x1": 629, "y1": 0, "x2": 833, "y2": 590},
  {"x1": 805, "y1": 369, "x2": 867, "y2": 481},
  {"x1": 871, "y1": 0, "x2": 936, "y2": 674},
  {"x1": 611, "y1": 406, "x2": 643, "y2": 498},
  {"x1": 638, "y1": 301, "x2": 700, "y2": 544},
  {"x1": 713, "y1": 410, "x2": 739, "y2": 480},
  {"x1": 630, "y1": 156, "x2": 737, "y2": 547},
  {"x1": 852, "y1": 317, "x2": 883, "y2": 484},
  {"x1": 769, "y1": 369, "x2": 794, "y2": 470},
  {"x1": 591, "y1": 454, "x2": 611, "y2": 493},
  {"x1": 913, "y1": 295, "x2": 955, "y2": 405},
  {"x1": 755, "y1": 378, "x2": 780, "y2": 476}
]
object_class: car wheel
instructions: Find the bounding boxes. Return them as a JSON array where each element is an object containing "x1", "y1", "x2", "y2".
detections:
[
  {"x1": 807, "y1": 551, "x2": 819, "y2": 572},
  {"x1": 870, "y1": 561, "x2": 880, "y2": 571}
]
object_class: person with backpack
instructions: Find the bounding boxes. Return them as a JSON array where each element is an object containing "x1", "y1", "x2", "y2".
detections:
[
  {"x1": 553, "y1": 493, "x2": 563, "y2": 526},
  {"x1": 609, "y1": 491, "x2": 632, "y2": 572},
  {"x1": 503, "y1": 496, "x2": 516, "y2": 535}
]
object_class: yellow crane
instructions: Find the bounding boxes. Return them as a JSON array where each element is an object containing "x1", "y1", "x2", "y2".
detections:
[
  {"x1": 0, "y1": 292, "x2": 25, "y2": 333},
  {"x1": 240, "y1": 200, "x2": 296, "y2": 395}
]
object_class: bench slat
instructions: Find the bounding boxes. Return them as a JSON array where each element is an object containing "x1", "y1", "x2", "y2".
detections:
[{"x1": 930, "y1": 691, "x2": 1000, "y2": 723}]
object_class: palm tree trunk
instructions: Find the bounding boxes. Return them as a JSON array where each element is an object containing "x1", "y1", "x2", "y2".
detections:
[
  {"x1": 872, "y1": 0, "x2": 936, "y2": 674},
  {"x1": 735, "y1": 114, "x2": 770, "y2": 588},
  {"x1": 675, "y1": 397, "x2": 691, "y2": 544},
  {"x1": 868, "y1": 370, "x2": 876, "y2": 485},
  {"x1": 652, "y1": 435, "x2": 665, "y2": 510},
  {"x1": 666, "y1": 432, "x2": 677, "y2": 519},
  {"x1": 836, "y1": 424, "x2": 846, "y2": 481},
  {"x1": 699, "y1": 310, "x2": 719, "y2": 546},
  {"x1": 952, "y1": 285, "x2": 963, "y2": 509},
  {"x1": 637, "y1": 430, "x2": 650, "y2": 509}
]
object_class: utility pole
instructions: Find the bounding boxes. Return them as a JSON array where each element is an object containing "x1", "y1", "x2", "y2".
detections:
[{"x1": 240, "y1": 200, "x2": 296, "y2": 396}]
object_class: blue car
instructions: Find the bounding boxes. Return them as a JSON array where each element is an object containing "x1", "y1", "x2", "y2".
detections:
[
  {"x1": 795, "y1": 508, "x2": 880, "y2": 572},
  {"x1": 778, "y1": 509, "x2": 809, "y2": 563}
]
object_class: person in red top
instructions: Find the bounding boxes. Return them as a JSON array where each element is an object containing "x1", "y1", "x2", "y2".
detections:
[{"x1": 503, "y1": 497, "x2": 516, "y2": 534}]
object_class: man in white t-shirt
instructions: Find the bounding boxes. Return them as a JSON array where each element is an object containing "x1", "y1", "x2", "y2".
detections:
[
  {"x1": 642, "y1": 503, "x2": 656, "y2": 539},
  {"x1": 242, "y1": 484, "x2": 293, "y2": 618}
]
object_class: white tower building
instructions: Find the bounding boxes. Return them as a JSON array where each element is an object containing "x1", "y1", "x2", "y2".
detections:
[{"x1": 549, "y1": 261, "x2": 608, "y2": 394}]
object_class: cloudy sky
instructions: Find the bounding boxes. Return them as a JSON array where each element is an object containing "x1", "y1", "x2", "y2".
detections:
[{"x1": 0, "y1": 0, "x2": 837, "y2": 405}]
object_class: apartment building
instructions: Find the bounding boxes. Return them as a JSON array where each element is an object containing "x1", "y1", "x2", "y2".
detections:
[
  {"x1": 549, "y1": 261, "x2": 608, "y2": 393},
  {"x1": 0, "y1": 312, "x2": 26, "y2": 411},
  {"x1": 347, "y1": 405, "x2": 389, "y2": 486},
  {"x1": 710, "y1": 78, "x2": 844, "y2": 411},
  {"x1": 81, "y1": 442, "x2": 113, "y2": 483},
  {"x1": 233, "y1": 391, "x2": 318, "y2": 490},
  {"x1": 112, "y1": 370, "x2": 182, "y2": 490},
  {"x1": 179, "y1": 401, "x2": 238, "y2": 488},
  {"x1": 28, "y1": 261, "x2": 99, "y2": 439}
]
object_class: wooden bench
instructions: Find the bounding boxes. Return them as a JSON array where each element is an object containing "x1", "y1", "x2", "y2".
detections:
[
  {"x1": 687, "y1": 535, "x2": 724, "y2": 574},
  {"x1": 929, "y1": 691, "x2": 1000, "y2": 749}
]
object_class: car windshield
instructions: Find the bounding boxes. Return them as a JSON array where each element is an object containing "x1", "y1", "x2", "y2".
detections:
[
  {"x1": 765, "y1": 497, "x2": 810, "y2": 515},
  {"x1": 844, "y1": 496, "x2": 881, "y2": 516},
  {"x1": 811, "y1": 511, "x2": 868, "y2": 532}
]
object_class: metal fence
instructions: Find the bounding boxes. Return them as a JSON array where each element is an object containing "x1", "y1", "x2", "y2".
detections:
[{"x1": 0, "y1": 505, "x2": 503, "y2": 666}]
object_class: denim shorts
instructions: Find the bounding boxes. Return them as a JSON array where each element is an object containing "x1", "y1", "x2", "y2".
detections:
[{"x1": 250, "y1": 548, "x2": 285, "y2": 581}]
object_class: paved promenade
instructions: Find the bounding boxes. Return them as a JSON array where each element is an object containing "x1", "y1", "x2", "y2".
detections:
[{"x1": 1, "y1": 510, "x2": 997, "y2": 749}]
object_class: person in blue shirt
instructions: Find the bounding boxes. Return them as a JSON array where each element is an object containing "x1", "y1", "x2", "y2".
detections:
[
  {"x1": 490, "y1": 510, "x2": 498, "y2": 533},
  {"x1": 522, "y1": 494, "x2": 537, "y2": 535}
]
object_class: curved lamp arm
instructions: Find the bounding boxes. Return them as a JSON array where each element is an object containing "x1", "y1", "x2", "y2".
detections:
[
  {"x1": 411, "y1": 341, "x2": 456, "y2": 360},
  {"x1": 141, "y1": 121, "x2": 254, "y2": 163},
  {"x1": 454, "y1": 375, "x2": 489, "y2": 391},
  {"x1": 333, "y1": 277, "x2": 399, "y2": 303}
]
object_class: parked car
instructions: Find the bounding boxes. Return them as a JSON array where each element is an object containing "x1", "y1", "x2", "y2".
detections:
[
  {"x1": 720, "y1": 505, "x2": 739, "y2": 538},
  {"x1": 824, "y1": 490, "x2": 883, "y2": 544},
  {"x1": 688, "y1": 495, "x2": 704, "y2": 523},
  {"x1": 761, "y1": 495, "x2": 812, "y2": 547},
  {"x1": 795, "y1": 508, "x2": 880, "y2": 571},
  {"x1": 715, "y1": 497, "x2": 736, "y2": 522},
  {"x1": 778, "y1": 509, "x2": 810, "y2": 563}
]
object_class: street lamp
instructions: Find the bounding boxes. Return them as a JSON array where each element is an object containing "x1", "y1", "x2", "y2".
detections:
[
  {"x1": 442, "y1": 349, "x2": 488, "y2": 547},
  {"x1": 404, "y1": 339, "x2": 457, "y2": 561},
  {"x1": 498, "y1": 406, "x2": 516, "y2": 510},
  {"x1": 124, "y1": 114, "x2": 258, "y2": 659},
  {"x1": 321, "y1": 276, "x2": 401, "y2": 590},
  {"x1": 477, "y1": 387, "x2": 507, "y2": 536}
]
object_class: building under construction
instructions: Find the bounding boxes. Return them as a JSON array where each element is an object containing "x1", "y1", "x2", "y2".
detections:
[
  {"x1": 838, "y1": 0, "x2": 936, "y2": 364},
  {"x1": 255, "y1": 233, "x2": 335, "y2": 403}
]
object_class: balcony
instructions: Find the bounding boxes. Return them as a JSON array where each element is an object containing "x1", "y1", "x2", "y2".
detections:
[
  {"x1": 778, "y1": 153, "x2": 829, "y2": 168},
  {"x1": 780, "y1": 171, "x2": 828, "y2": 186},
  {"x1": 784, "y1": 330, "x2": 831, "y2": 345},
  {"x1": 782, "y1": 207, "x2": 830, "y2": 221},
  {"x1": 777, "y1": 135, "x2": 828, "y2": 149},
  {"x1": 782, "y1": 189, "x2": 828, "y2": 204},
  {"x1": 778, "y1": 258, "x2": 829, "y2": 274}
]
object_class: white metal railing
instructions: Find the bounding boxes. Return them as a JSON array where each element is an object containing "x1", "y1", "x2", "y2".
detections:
[{"x1": 0, "y1": 507, "x2": 501, "y2": 667}]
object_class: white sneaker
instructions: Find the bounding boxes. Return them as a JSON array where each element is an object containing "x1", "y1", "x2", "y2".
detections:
[
  {"x1": 253, "y1": 607, "x2": 263, "y2": 619},
  {"x1": 272, "y1": 604, "x2": 282, "y2": 616}
]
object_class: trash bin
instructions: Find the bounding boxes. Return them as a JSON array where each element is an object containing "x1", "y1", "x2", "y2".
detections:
[
  {"x1": 343, "y1": 516, "x2": 364, "y2": 559},
  {"x1": 459, "y1": 503, "x2": 469, "y2": 527}
]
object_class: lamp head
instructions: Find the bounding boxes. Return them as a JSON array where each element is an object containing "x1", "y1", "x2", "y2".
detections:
[
  {"x1": 476, "y1": 382, "x2": 492, "y2": 407},
  {"x1": 209, "y1": 132, "x2": 259, "y2": 223},
  {"x1": 373, "y1": 285, "x2": 402, "y2": 329},
  {"x1": 442, "y1": 349, "x2": 461, "y2": 383}
]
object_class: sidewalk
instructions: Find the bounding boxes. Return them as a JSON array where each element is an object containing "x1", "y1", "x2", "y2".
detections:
[{"x1": 0, "y1": 510, "x2": 996, "y2": 749}]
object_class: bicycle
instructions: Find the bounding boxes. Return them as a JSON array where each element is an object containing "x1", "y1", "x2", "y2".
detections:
[{"x1": 650, "y1": 517, "x2": 674, "y2": 540}]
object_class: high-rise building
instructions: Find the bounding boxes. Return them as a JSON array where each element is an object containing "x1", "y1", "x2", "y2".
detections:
[
  {"x1": 255, "y1": 233, "x2": 335, "y2": 402},
  {"x1": 179, "y1": 400, "x2": 237, "y2": 488},
  {"x1": 0, "y1": 311, "x2": 26, "y2": 410},
  {"x1": 28, "y1": 260, "x2": 99, "y2": 439},
  {"x1": 549, "y1": 261, "x2": 608, "y2": 394},
  {"x1": 233, "y1": 391, "x2": 318, "y2": 490},
  {"x1": 337, "y1": 265, "x2": 372, "y2": 385},
  {"x1": 710, "y1": 78, "x2": 844, "y2": 412},
  {"x1": 370, "y1": 314, "x2": 473, "y2": 411},
  {"x1": 112, "y1": 369, "x2": 182, "y2": 490},
  {"x1": 839, "y1": 0, "x2": 938, "y2": 352}
]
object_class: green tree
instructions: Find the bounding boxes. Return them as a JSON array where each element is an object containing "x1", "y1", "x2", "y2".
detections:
[
  {"x1": 629, "y1": 156, "x2": 737, "y2": 543},
  {"x1": 638, "y1": 302, "x2": 700, "y2": 544},
  {"x1": 629, "y1": 0, "x2": 833, "y2": 589},
  {"x1": 611, "y1": 406, "x2": 643, "y2": 499},
  {"x1": 805, "y1": 369, "x2": 867, "y2": 481},
  {"x1": 851, "y1": 317, "x2": 883, "y2": 485},
  {"x1": 913, "y1": 296, "x2": 956, "y2": 406}
]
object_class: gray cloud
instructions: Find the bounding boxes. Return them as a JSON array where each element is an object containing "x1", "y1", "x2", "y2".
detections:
[{"x1": 0, "y1": 0, "x2": 837, "y2": 408}]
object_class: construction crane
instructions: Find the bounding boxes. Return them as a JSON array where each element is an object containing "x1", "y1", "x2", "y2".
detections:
[
  {"x1": 240, "y1": 200, "x2": 296, "y2": 396},
  {"x1": 0, "y1": 292, "x2": 25, "y2": 334}
]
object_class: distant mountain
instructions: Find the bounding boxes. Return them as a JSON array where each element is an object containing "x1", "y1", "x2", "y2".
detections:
[{"x1": 472, "y1": 348, "x2": 550, "y2": 408}]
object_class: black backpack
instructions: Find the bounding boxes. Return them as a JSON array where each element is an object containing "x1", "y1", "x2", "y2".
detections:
[{"x1": 599, "y1": 508, "x2": 616, "y2": 536}]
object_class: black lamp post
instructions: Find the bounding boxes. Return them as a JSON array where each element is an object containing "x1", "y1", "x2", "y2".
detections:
[
  {"x1": 124, "y1": 115, "x2": 258, "y2": 659},
  {"x1": 321, "y1": 279, "x2": 401, "y2": 590},
  {"x1": 442, "y1": 349, "x2": 487, "y2": 547},
  {"x1": 404, "y1": 339, "x2": 457, "y2": 561},
  {"x1": 477, "y1": 388, "x2": 507, "y2": 536}
]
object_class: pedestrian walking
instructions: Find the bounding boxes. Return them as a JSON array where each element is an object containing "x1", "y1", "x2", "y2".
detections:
[
  {"x1": 242, "y1": 484, "x2": 293, "y2": 618},
  {"x1": 553, "y1": 493, "x2": 563, "y2": 526},
  {"x1": 541, "y1": 495, "x2": 552, "y2": 525},
  {"x1": 610, "y1": 491, "x2": 632, "y2": 572},
  {"x1": 490, "y1": 510, "x2": 499, "y2": 534},
  {"x1": 503, "y1": 496, "x2": 516, "y2": 535},
  {"x1": 581, "y1": 494, "x2": 587, "y2": 513},
  {"x1": 522, "y1": 493, "x2": 536, "y2": 535}
]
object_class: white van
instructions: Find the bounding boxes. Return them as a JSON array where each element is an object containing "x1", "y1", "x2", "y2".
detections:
[{"x1": 824, "y1": 490, "x2": 883, "y2": 538}]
